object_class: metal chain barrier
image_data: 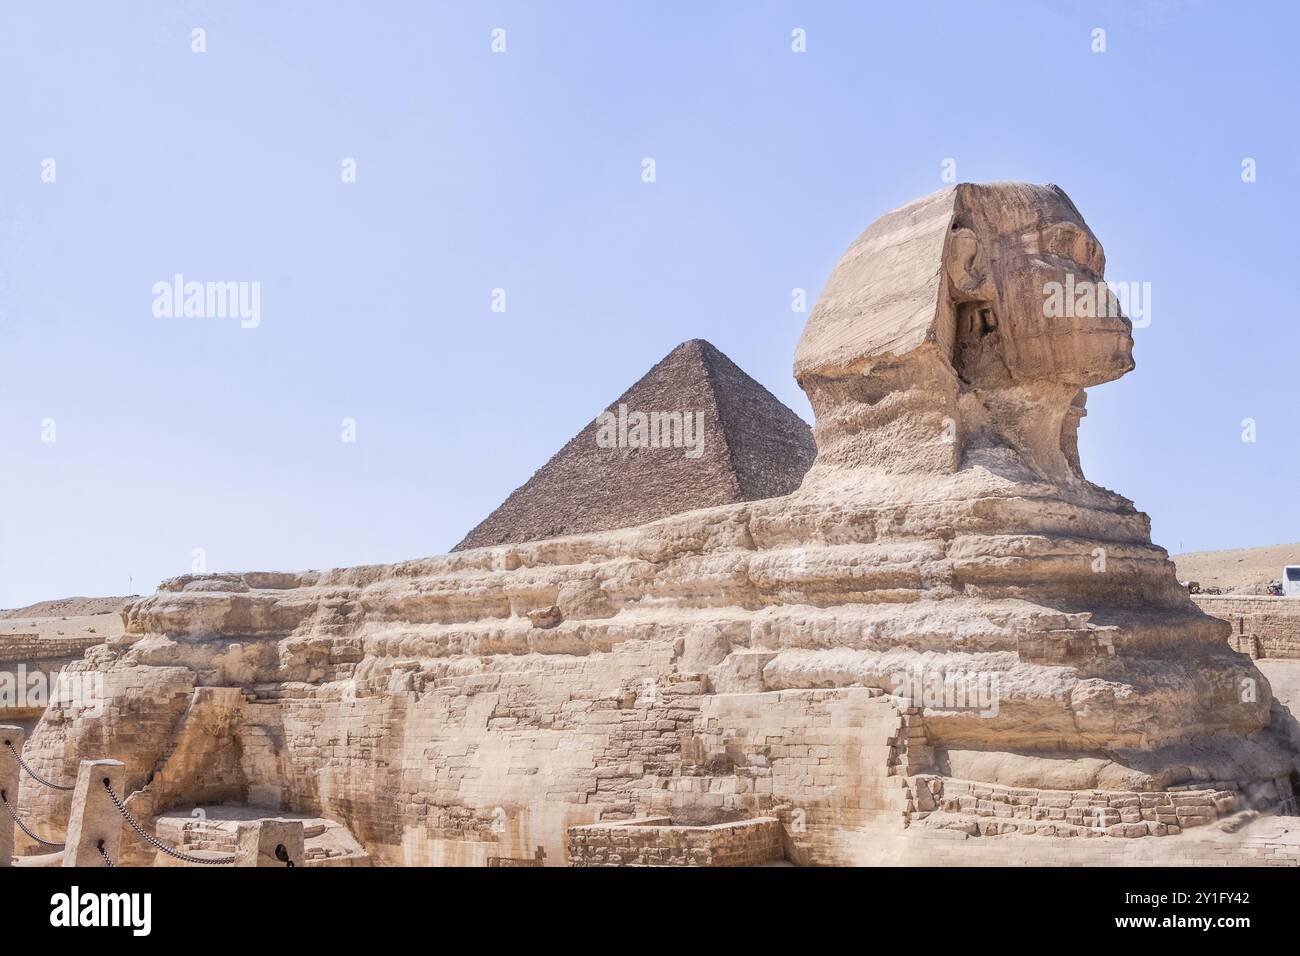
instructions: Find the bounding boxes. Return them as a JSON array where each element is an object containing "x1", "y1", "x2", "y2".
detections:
[
  {"x1": 4, "y1": 739, "x2": 75, "y2": 791},
  {"x1": 103, "y1": 779, "x2": 239, "y2": 866},
  {"x1": 0, "y1": 788, "x2": 65, "y2": 849},
  {"x1": 96, "y1": 839, "x2": 115, "y2": 867}
]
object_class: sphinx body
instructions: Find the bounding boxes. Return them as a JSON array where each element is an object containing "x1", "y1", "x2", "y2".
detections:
[{"x1": 20, "y1": 184, "x2": 1299, "y2": 865}]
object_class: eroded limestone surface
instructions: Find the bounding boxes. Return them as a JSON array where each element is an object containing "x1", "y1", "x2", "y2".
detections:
[{"x1": 21, "y1": 183, "x2": 1300, "y2": 866}]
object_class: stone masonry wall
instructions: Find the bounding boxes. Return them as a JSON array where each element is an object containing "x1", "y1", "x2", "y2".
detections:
[
  {"x1": 568, "y1": 816, "x2": 784, "y2": 866},
  {"x1": 0, "y1": 634, "x2": 105, "y2": 723},
  {"x1": 0, "y1": 634, "x2": 103, "y2": 664},
  {"x1": 1194, "y1": 595, "x2": 1300, "y2": 659},
  {"x1": 677, "y1": 687, "x2": 919, "y2": 866},
  {"x1": 235, "y1": 639, "x2": 708, "y2": 866},
  {"x1": 926, "y1": 777, "x2": 1250, "y2": 838},
  {"x1": 231, "y1": 666, "x2": 926, "y2": 866}
]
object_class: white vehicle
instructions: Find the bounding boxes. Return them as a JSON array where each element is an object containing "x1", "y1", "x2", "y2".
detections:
[{"x1": 1284, "y1": 566, "x2": 1300, "y2": 597}]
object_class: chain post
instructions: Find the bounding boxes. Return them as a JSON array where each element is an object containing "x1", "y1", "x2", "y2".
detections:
[
  {"x1": 0, "y1": 725, "x2": 22, "y2": 866},
  {"x1": 62, "y1": 759, "x2": 125, "y2": 867}
]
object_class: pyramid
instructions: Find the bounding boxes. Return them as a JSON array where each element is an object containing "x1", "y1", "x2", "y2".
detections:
[{"x1": 453, "y1": 339, "x2": 816, "y2": 550}]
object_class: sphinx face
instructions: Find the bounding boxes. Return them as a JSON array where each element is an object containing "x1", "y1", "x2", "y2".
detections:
[
  {"x1": 949, "y1": 184, "x2": 1134, "y2": 390},
  {"x1": 794, "y1": 183, "x2": 1138, "y2": 480}
]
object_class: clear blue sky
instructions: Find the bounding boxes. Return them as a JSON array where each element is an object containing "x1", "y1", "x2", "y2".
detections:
[{"x1": 1, "y1": 1, "x2": 1296, "y2": 608}]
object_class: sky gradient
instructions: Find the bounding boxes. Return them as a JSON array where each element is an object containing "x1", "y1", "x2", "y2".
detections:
[{"x1": 2, "y1": 0, "x2": 1297, "y2": 608}]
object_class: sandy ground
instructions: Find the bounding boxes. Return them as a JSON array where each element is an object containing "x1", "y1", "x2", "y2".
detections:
[
  {"x1": 0, "y1": 612, "x2": 125, "y2": 642},
  {"x1": 0, "y1": 595, "x2": 133, "y2": 642},
  {"x1": 1259, "y1": 659, "x2": 1300, "y2": 713},
  {"x1": 1172, "y1": 543, "x2": 1300, "y2": 594}
]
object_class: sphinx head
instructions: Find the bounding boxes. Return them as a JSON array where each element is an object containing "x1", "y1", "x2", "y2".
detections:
[{"x1": 795, "y1": 182, "x2": 1134, "y2": 481}]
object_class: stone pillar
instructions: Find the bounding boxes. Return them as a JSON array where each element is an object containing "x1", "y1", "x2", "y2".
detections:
[
  {"x1": 235, "y1": 818, "x2": 304, "y2": 867},
  {"x1": 0, "y1": 725, "x2": 25, "y2": 867},
  {"x1": 62, "y1": 759, "x2": 125, "y2": 867}
]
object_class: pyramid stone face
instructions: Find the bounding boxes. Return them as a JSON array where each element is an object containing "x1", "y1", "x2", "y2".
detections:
[
  {"x1": 21, "y1": 183, "x2": 1300, "y2": 867},
  {"x1": 453, "y1": 339, "x2": 816, "y2": 550}
]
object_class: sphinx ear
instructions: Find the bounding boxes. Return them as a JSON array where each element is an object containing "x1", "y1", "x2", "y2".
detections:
[{"x1": 945, "y1": 226, "x2": 989, "y2": 296}]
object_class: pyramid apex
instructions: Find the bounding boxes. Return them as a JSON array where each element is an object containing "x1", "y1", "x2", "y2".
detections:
[{"x1": 670, "y1": 337, "x2": 720, "y2": 356}]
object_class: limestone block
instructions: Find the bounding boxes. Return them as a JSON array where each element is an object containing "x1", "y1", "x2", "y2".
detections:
[{"x1": 235, "y1": 818, "x2": 305, "y2": 867}]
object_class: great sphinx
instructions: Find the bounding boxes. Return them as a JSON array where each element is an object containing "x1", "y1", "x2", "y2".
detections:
[{"x1": 20, "y1": 183, "x2": 1299, "y2": 865}]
